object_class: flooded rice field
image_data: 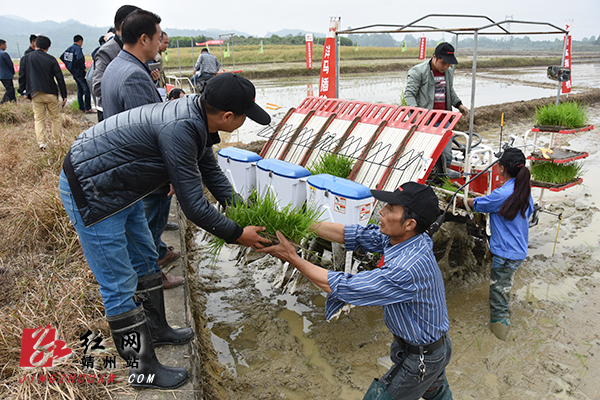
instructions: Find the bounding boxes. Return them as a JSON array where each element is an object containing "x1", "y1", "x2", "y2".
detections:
[{"x1": 187, "y1": 66, "x2": 600, "y2": 399}]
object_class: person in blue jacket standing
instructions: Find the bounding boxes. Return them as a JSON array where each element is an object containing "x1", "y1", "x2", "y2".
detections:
[
  {"x1": 468, "y1": 148, "x2": 533, "y2": 340},
  {"x1": 61, "y1": 35, "x2": 92, "y2": 113},
  {"x1": 0, "y1": 39, "x2": 16, "y2": 103}
]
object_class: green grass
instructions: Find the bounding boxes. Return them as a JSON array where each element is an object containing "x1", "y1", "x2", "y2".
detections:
[
  {"x1": 434, "y1": 177, "x2": 464, "y2": 195},
  {"x1": 530, "y1": 161, "x2": 584, "y2": 184},
  {"x1": 307, "y1": 153, "x2": 354, "y2": 178},
  {"x1": 534, "y1": 101, "x2": 589, "y2": 128},
  {"x1": 207, "y1": 190, "x2": 323, "y2": 262},
  {"x1": 70, "y1": 99, "x2": 80, "y2": 112}
]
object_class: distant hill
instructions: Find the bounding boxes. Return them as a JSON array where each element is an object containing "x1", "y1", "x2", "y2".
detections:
[
  {"x1": 266, "y1": 29, "x2": 326, "y2": 38},
  {"x1": 0, "y1": 16, "x2": 251, "y2": 58}
]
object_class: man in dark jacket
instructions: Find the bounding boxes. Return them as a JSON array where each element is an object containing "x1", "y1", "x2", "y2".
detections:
[
  {"x1": 18, "y1": 35, "x2": 67, "y2": 150},
  {"x1": 102, "y1": 8, "x2": 182, "y2": 289},
  {"x1": 0, "y1": 39, "x2": 16, "y2": 103},
  {"x1": 59, "y1": 73, "x2": 271, "y2": 390},
  {"x1": 92, "y1": 5, "x2": 140, "y2": 122},
  {"x1": 61, "y1": 34, "x2": 92, "y2": 113},
  {"x1": 24, "y1": 34, "x2": 37, "y2": 55}
]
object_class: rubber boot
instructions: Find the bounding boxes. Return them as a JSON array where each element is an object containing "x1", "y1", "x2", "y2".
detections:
[
  {"x1": 136, "y1": 272, "x2": 195, "y2": 346},
  {"x1": 107, "y1": 306, "x2": 189, "y2": 389}
]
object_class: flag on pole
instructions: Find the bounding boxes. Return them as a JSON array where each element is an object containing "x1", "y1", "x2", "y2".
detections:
[
  {"x1": 401, "y1": 41, "x2": 407, "y2": 52},
  {"x1": 164, "y1": 49, "x2": 169, "y2": 61},
  {"x1": 355, "y1": 41, "x2": 358, "y2": 52},
  {"x1": 224, "y1": 43, "x2": 230, "y2": 57},
  {"x1": 258, "y1": 40, "x2": 264, "y2": 54}
]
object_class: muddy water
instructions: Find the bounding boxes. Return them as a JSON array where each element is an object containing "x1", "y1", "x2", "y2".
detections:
[{"x1": 190, "y1": 71, "x2": 600, "y2": 399}]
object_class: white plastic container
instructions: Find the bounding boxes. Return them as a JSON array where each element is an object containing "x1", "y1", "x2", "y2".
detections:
[
  {"x1": 256, "y1": 159, "x2": 311, "y2": 210},
  {"x1": 307, "y1": 174, "x2": 374, "y2": 226},
  {"x1": 217, "y1": 147, "x2": 262, "y2": 200}
]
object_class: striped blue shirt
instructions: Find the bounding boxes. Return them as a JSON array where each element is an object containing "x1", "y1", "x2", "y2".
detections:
[
  {"x1": 326, "y1": 224, "x2": 449, "y2": 345},
  {"x1": 472, "y1": 178, "x2": 533, "y2": 261}
]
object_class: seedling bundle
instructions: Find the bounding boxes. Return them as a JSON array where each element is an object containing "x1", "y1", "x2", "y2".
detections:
[
  {"x1": 534, "y1": 101, "x2": 589, "y2": 130},
  {"x1": 207, "y1": 190, "x2": 324, "y2": 262},
  {"x1": 307, "y1": 153, "x2": 354, "y2": 179},
  {"x1": 530, "y1": 161, "x2": 584, "y2": 185}
]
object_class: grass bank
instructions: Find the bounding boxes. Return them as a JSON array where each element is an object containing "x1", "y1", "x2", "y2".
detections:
[{"x1": 0, "y1": 101, "x2": 134, "y2": 399}]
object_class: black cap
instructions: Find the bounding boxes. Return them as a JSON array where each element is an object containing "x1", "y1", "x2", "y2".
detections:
[
  {"x1": 434, "y1": 42, "x2": 458, "y2": 65},
  {"x1": 499, "y1": 147, "x2": 526, "y2": 169},
  {"x1": 371, "y1": 182, "x2": 440, "y2": 225},
  {"x1": 202, "y1": 73, "x2": 271, "y2": 125}
]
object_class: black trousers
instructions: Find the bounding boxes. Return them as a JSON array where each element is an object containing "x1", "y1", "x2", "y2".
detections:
[{"x1": 1, "y1": 79, "x2": 16, "y2": 103}]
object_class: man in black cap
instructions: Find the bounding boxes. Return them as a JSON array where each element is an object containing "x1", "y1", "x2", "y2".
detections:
[
  {"x1": 59, "y1": 73, "x2": 271, "y2": 390},
  {"x1": 258, "y1": 182, "x2": 453, "y2": 399},
  {"x1": 405, "y1": 42, "x2": 469, "y2": 178}
]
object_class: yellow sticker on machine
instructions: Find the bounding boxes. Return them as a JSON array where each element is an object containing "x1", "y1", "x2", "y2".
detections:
[{"x1": 309, "y1": 186, "x2": 317, "y2": 204}]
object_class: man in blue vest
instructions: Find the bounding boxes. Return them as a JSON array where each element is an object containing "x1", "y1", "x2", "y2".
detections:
[{"x1": 0, "y1": 39, "x2": 16, "y2": 103}]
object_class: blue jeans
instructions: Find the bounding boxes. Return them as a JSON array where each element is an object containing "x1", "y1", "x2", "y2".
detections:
[
  {"x1": 379, "y1": 333, "x2": 453, "y2": 400},
  {"x1": 73, "y1": 75, "x2": 91, "y2": 111},
  {"x1": 489, "y1": 255, "x2": 522, "y2": 321},
  {"x1": 190, "y1": 72, "x2": 216, "y2": 86},
  {"x1": 142, "y1": 192, "x2": 172, "y2": 260},
  {"x1": 59, "y1": 172, "x2": 160, "y2": 316}
]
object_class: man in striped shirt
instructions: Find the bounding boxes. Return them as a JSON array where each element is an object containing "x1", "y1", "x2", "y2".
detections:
[{"x1": 259, "y1": 182, "x2": 453, "y2": 399}]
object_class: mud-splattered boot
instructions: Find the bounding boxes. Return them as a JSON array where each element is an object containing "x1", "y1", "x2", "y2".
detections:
[
  {"x1": 136, "y1": 272, "x2": 195, "y2": 345},
  {"x1": 490, "y1": 318, "x2": 511, "y2": 341},
  {"x1": 107, "y1": 306, "x2": 189, "y2": 388}
]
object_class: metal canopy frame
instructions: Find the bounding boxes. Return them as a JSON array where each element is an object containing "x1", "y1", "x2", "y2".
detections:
[{"x1": 334, "y1": 14, "x2": 569, "y2": 159}]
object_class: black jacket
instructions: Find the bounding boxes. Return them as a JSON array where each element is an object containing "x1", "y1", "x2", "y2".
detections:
[
  {"x1": 63, "y1": 95, "x2": 243, "y2": 243},
  {"x1": 18, "y1": 49, "x2": 67, "y2": 99}
]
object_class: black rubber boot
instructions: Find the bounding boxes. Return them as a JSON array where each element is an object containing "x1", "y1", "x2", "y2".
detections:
[
  {"x1": 136, "y1": 272, "x2": 195, "y2": 346},
  {"x1": 107, "y1": 306, "x2": 189, "y2": 389}
]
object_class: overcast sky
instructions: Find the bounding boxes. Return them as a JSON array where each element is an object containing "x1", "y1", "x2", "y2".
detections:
[{"x1": 5, "y1": 0, "x2": 599, "y2": 40}]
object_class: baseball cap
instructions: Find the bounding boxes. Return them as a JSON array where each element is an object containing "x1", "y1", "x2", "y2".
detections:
[
  {"x1": 499, "y1": 147, "x2": 526, "y2": 169},
  {"x1": 434, "y1": 42, "x2": 458, "y2": 65},
  {"x1": 371, "y1": 182, "x2": 440, "y2": 224},
  {"x1": 202, "y1": 73, "x2": 271, "y2": 125}
]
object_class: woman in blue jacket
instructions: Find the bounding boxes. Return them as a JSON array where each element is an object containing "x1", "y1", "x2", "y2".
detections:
[{"x1": 468, "y1": 148, "x2": 533, "y2": 340}]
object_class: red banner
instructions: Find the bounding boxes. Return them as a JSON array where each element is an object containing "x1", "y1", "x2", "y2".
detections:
[
  {"x1": 305, "y1": 33, "x2": 313, "y2": 70},
  {"x1": 195, "y1": 40, "x2": 224, "y2": 46},
  {"x1": 418, "y1": 37, "x2": 427, "y2": 60},
  {"x1": 318, "y1": 20, "x2": 339, "y2": 98},
  {"x1": 562, "y1": 27, "x2": 572, "y2": 94}
]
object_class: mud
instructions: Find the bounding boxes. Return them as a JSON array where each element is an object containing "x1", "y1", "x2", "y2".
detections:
[{"x1": 188, "y1": 89, "x2": 600, "y2": 399}]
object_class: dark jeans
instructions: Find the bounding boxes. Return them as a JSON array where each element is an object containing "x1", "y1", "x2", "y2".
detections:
[
  {"x1": 1, "y1": 78, "x2": 16, "y2": 103},
  {"x1": 73, "y1": 75, "x2": 91, "y2": 111},
  {"x1": 142, "y1": 191, "x2": 172, "y2": 260},
  {"x1": 377, "y1": 333, "x2": 453, "y2": 400},
  {"x1": 490, "y1": 255, "x2": 522, "y2": 321}
]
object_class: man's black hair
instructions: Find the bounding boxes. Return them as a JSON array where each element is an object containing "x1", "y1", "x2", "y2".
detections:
[
  {"x1": 29, "y1": 34, "x2": 37, "y2": 43},
  {"x1": 35, "y1": 35, "x2": 51, "y2": 50},
  {"x1": 0, "y1": 39, "x2": 6, "y2": 45},
  {"x1": 160, "y1": 31, "x2": 168, "y2": 39},
  {"x1": 114, "y1": 5, "x2": 140, "y2": 31},
  {"x1": 401, "y1": 206, "x2": 431, "y2": 235},
  {"x1": 99, "y1": 35, "x2": 106, "y2": 46},
  {"x1": 201, "y1": 48, "x2": 209, "y2": 53},
  {"x1": 167, "y1": 88, "x2": 185, "y2": 100},
  {"x1": 73, "y1": 35, "x2": 83, "y2": 43},
  {"x1": 121, "y1": 9, "x2": 162, "y2": 45}
]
